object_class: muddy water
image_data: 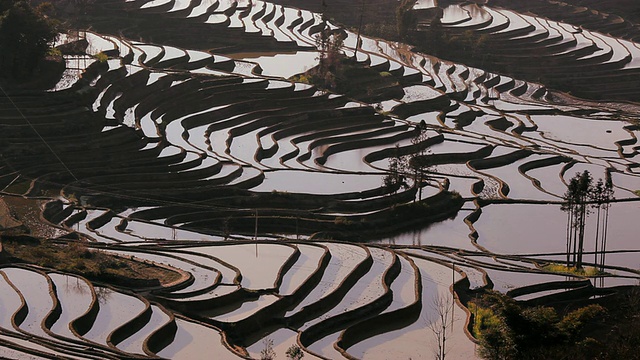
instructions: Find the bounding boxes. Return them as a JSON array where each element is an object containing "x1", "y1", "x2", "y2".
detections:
[
  {"x1": 375, "y1": 208, "x2": 475, "y2": 250},
  {"x1": 115, "y1": 304, "x2": 171, "y2": 355},
  {"x1": 307, "y1": 332, "x2": 344, "y2": 359},
  {"x1": 383, "y1": 256, "x2": 419, "y2": 313},
  {"x1": 156, "y1": 318, "x2": 240, "y2": 359},
  {"x1": 474, "y1": 202, "x2": 640, "y2": 268},
  {"x1": 49, "y1": 273, "x2": 93, "y2": 340},
  {"x1": 187, "y1": 0, "x2": 216, "y2": 18},
  {"x1": 286, "y1": 243, "x2": 368, "y2": 318},
  {"x1": 347, "y1": 257, "x2": 475, "y2": 359},
  {"x1": 522, "y1": 161, "x2": 568, "y2": 198},
  {"x1": 209, "y1": 294, "x2": 279, "y2": 322},
  {"x1": 279, "y1": 244, "x2": 326, "y2": 296},
  {"x1": 482, "y1": 267, "x2": 574, "y2": 294},
  {"x1": 253, "y1": 170, "x2": 385, "y2": 195},
  {"x1": 413, "y1": 0, "x2": 436, "y2": 10},
  {"x1": 189, "y1": 244, "x2": 295, "y2": 290},
  {"x1": 0, "y1": 334, "x2": 86, "y2": 360},
  {"x1": 480, "y1": 154, "x2": 559, "y2": 200},
  {"x1": 0, "y1": 197, "x2": 67, "y2": 239},
  {"x1": 2, "y1": 268, "x2": 54, "y2": 339},
  {"x1": 81, "y1": 288, "x2": 146, "y2": 346},
  {"x1": 236, "y1": 52, "x2": 319, "y2": 78},
  {"x1": 246, "y1": 328, "x2": 321, "y2": 360},
  {"x1": 300, "y1": 247, "x2": 394, "y2": 331},
  {"x1": 530, "y1": 115, "x2": 628, "y2": 149},
  {"x1": 0, "y1": 272, "x2": 22, "y2": 330},
  {"x1": 441, "y1": 5, "x2": 470, "y2": 25}
]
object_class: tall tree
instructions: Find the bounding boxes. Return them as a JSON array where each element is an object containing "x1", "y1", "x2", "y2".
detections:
[
  {"x1": 575, "y1": 170, "x2": 592, "y2": 269},
  {"x1": 0, "y1": 1, "x2": 59, "y2": 80},
  {"x1": 598, "y1": 171, "x2": 614, "y2": 272},
  {"x1": 383, "y1": 145, "x2": 408, "y2": 194},
  {"x1": 314, "y1": 30, "x2": 344, "y2": 90},
  {"x1": 591, "y1": 178, "x2": 604, "y2": 266},
  {"x1": 562, "y1": 175, "x2": 579, "y2": 267},
  {"x1": 409, "y1": 122, "x2": 429, "y2": 201},
  {"x1": 562, "y1": 171, "x2": 592, "y2": 269},
  {"x1": 429, "y1": 294, "x2": 454, "y2": 360}
]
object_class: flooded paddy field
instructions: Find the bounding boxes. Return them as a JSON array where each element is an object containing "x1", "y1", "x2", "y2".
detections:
[{"x1": 1, "y1": 0, "x2": 640, "y2": 358}]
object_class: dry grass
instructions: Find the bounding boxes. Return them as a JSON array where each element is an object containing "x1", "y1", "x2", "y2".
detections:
[
  {"x1": 543, "y1": 263, "x2": 603, "y2": 277},
  {"x1": 2, "y1": 239, "x2": 182, "y2": 286}
]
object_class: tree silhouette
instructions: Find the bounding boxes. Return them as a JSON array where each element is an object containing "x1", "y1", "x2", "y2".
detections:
[
  {"x1": 597, "y1": 172, "x2": 614, "y2": 273},
  {"x1": 429, "y1": 294, "x2": 454, "y2": 360},
  {"x1": 409, "y1": 122, "x2": 430, "y2": 201},
  {"x1": 383, "y1": 144, "x2": 408, "y2": 194},
  {"x1": 0, "y1": 1, "x2": 59, "y2": 79},
  {"x1": 562, "y1": 170, "x2": 614, "y2": 271},
  {"x1": 562, "y1": 171, "x2": 592, "y2": 269},
  {"x1": 314, "y1": 30, "x2": 344, "y2": 90}
]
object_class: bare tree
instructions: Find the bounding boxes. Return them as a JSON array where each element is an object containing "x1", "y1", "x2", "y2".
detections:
[
  {"x1": 428, "y1": 294, "x2": 455, "y2": 360},
  {"x1": 260, "y1": 338, "x2": 276, "y2": 360}
]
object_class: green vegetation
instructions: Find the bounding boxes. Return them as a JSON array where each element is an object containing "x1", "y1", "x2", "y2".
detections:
[
  {"x1": 471, "y1": 289, "x2": 640, "y2": 359},
  {"x1": 471, "y1": 291, "x2": 605, "y2": 359},
  {"x1": 291, "y1": 57, "x2": 404, "y2": 102},
  {"x1": 95, "y1": 51, "x2": 108, "y2": 63},
  {"x1": 383, "y1": 147, "x2": 407, "y2": 193},
  {"x1": 468, "y1": 301, "x2": 501, "y2": 339},
  {"x1": 285, "y1": 345, "x2": 304, "y2": 360},
  {"x1": 292, "y1": 30, "x2": 354, "y2": 93},
  {"x1": 290, "y1": 30, "x2": 406, "y2": 103},
  {"x1": 0, "y1": 0, "x2": 60, "y2": 80},
  {"x1": 384, "y1": 126, "x2": 433, "y2": 201},
  {"x1": 543, "y1": 263, "x2": 603, "y2": 276}
]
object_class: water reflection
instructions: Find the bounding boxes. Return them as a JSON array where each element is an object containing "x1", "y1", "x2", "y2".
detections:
[
  {"x1": 95, "y1": 286, "x2": 111, "y2": 305},
  {"x1": 414, "y1": 0, "x2": 437, "y2": 10},
  {"x1": 441, "y1": 5, "x2": 469, "y2": 24}
]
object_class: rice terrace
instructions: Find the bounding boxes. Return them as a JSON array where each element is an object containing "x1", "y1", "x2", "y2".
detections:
[{"x1": 1, "y1": 0, "x2": 640, "y2": 359}]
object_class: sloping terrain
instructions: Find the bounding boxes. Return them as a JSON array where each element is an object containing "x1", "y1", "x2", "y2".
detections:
[{"x1": 0, "y1": 0, "x2": 639, "y2": 359}]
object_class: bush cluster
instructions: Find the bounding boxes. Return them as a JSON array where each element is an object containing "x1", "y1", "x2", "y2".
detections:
[{"x1": 0, "y1": 1, "x2": 60, "y2": 79}]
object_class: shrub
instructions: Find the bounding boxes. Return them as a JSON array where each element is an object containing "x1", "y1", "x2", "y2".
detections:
[
  {"x1": 472, "y1": 292, "x2": 607, "y2": 360},
  {"x1": 0, "y1": 1, "x2": 60, "y2": 79},
  {"x1": 543, "y1": 263, "x2": 602, "y2": 276},
  {"x1": 47, "y1": 47, "x2": 62, "y2": 57},
  {"x1": 334, "y1": 216, "x2": 353, "y2": 226},
  {"x1": 286, "y1": 344, "x2": 304, "y2": 360},
  {"x1": 260, "y1": 338, "x2": 276, "y2": 360},
  {"x1": 95, "y1": 51, "x2": 108, "y2": 63},
  {"x1": 559, "y1": 304, "x2": 605, "y2": 338}
]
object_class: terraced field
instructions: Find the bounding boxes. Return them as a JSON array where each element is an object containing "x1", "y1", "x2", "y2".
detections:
[{"x1": 1, "y1": 0, "x2": 639, "y2": 359}]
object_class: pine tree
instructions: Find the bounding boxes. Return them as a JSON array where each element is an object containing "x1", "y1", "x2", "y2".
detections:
[{"x1": 562, "y1": 171, "x2": 593, "y2": 269}]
